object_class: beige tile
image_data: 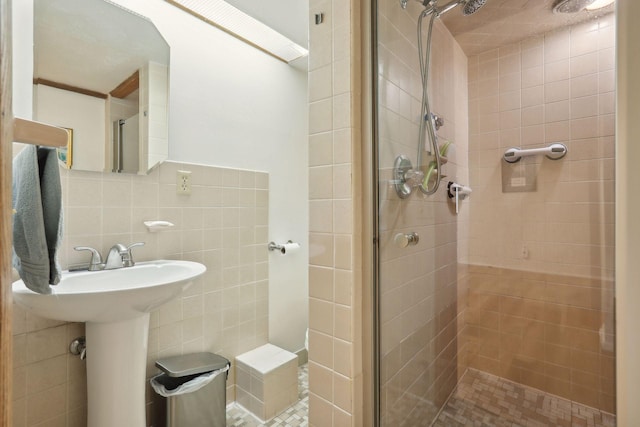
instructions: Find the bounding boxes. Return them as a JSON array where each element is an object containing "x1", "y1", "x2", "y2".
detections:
[
  {"x1": 522, "y1": 105, "x2": 543, "y2": 126},
  {"x1": 571, "y1": 117, "x2": 598, "y2": 140},
  {"x1": 310, "y1": 132, "x2": 333, "y2": 167},
  {"x1": 13, "y1": 365, "x2": 26, "y2": 400},
  {"x1": 333, "y1": 339, "x2": 352, "y2": 377},
  {"x1": 309, "y1": 233, "x2": 334, "y2": 267},
  {"x1": 544, "y1": 80, "x2": 570, "y2": 103},
  {"x1": 309, "y1": 297, "x2": 334, "y2": 336},
  {"x1": 571, "y1": 95, "x2": 598, "y2": 119},
  {"x1": 571, "y1": 52, "x2": 598, "y2": 78},
  {"x1": 571, "y1": 22, "x2": 599, "y2": 57},
  {"x1": 499, "y1": 72, "x2": 520, "y2": 93},
  {"x1": 544, "y1": 29, "x2": 571, "y2": 63},
  {"x1": 309, "y1": 64, "x2": 333, "y2": 102},
  {"x1": 309, "y1": 330, "x2": 333, "y2": 368},
  {"x1": 334, "y1": 235, "x2": 352, "y2": 270},
  {"x1": 599, "y1": 70, "x2": 615, "y2": 94},
  {"x1": 478, "y1": 78, "x2": 499, "y2": 98},
  {"x1": 308, "y1": 362, "x2": 333, "y2": 401},
  {"x1": 26, "y1": 383, "x2": 67, "y2": 426},
  {"x1": 544, "y1": 100, "x2": 570, "y2": 123},
  {"x1": 333, "y1": 129, "x2": 352, "y2": 164},
  {"x1": 334, "y1": 305, "x2": 352, "y2": 341},
  {"x1": 309, "y1": 266, "x2": 334, "y2": 301},
  {"x1": 333, "y1": 164, "x2": 352, "y2": 199},
  {"x1": 521, "y1": 86, "x2": 543, "y2": 108},
  {"x1": 26, "y1": 326, "x2": 68, "y2": 364},
  {"x1": 333, "y1": 93, "x2": 351, "y2": 130},
  {"x1": 499, "y1": 91, "x2": 520, "y2": 112},
  {"x1": 26, "y1": 355, "x2": 67, "y2": 395},
  {"x1": 333, "y1": 373, "x2": 352, "y2": 413},
  {"x1": 309, "y1": 99, "x2": 333, "y2": 135},
  {"x1": 521, "y1": 46, "x2": 543, "y2": 69},
  {"x1": 13, "y1": 397, "x2": 26, "y2": 427},
  {"x1": 478, "y1": 59, "x2": 499, "y2": 80},
  {"x1": 521, "y1": 66, "x2": 543, "y2": 88},
  {"x1": 544, "y1": 59, "x2": 570, "y2": 82},
  {"x1": 571, "y1": 74, "x2": 598, "y2": 98},
  {"x1": 333, "y1": 406, "x2": 352, "y2": 427},
  {"x1": 333, "y1": 200, "x2": 353, "y2": 234},
  {"x1": 308, "y1": 391, "x2": 334, "y2": 424},
  {"x1": 309, "y1": 166, "x2": 333, "y2": 200},
  {"x1": 479, "y1": 95, "x2": 499, "y2": 113},
  {"x1": 334, "y1": 269, "x2": 353, "y2": 306}
]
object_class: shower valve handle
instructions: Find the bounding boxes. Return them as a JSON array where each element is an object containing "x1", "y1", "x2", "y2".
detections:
[
  {"x1": 403, "y1": 169, "x2": 425, "y2": 188},
  {"x1": 394, "y1": 232, "x2": 420, "y2": 248}
]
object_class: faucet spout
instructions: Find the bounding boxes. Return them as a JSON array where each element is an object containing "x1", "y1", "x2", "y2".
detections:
[{"x1": 104, "y1": 244, "x2": 128, "y2": 270}]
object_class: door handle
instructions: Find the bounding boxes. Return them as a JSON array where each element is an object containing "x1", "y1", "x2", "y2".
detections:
[{"x1": 394, "y1": 232, "x2": 419, "y2": 248}]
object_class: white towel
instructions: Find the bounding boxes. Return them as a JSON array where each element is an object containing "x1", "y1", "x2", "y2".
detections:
[{"x1": 12, "y1": 145, "x2": 63, "y2": 294}]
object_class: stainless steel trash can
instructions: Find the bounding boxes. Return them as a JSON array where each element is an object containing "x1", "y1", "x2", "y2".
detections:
[{"x1": 153, "y1": 352, "x2": 230, "y2": 427}]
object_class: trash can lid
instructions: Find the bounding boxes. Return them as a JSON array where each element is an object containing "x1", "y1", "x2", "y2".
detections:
[{"x1": 156, "y1": 352, "x2": 230, "y2": 377}]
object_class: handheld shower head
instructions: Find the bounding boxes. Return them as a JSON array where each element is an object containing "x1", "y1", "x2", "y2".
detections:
[
  {"x1": 460, "y1": 0, "x2": 487, "y2": 15},
  {"x1": 402, "y1": 0, "x2": 488, "y2": 15}
]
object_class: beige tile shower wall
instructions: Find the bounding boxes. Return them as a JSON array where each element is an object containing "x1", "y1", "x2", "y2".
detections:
[
  {"x1": 467, "y1": 14, "x2": 615, "y2": 279},
  {"x1": 11, "y1": 161, "x2": 269, "y2": 427},
  {"x1": 465, "y1": 13, "x2": 616, "y2": 414},
  {"x1": 377, "y1": 2, "x2": 468, "y2": 425},
  {"x1": 308, "y1": 0, "x2": 363, "y2": 425},
  {"x1": 465, "y1": 265, "x2": 615, "y2": 413}
]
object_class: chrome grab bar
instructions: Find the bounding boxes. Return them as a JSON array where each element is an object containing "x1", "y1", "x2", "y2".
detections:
[{"x1": 503, "y1": 143, "x2": 567, "y2": 163}]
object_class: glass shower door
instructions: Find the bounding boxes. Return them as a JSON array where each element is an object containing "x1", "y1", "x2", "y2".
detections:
[{"x1": 374, "y1": 1, "x2": 469, "y2": 425}]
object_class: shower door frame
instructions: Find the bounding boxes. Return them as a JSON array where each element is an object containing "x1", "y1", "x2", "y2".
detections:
[{"x1": 368, "y1": 0, "x2": 381, "y2": 424}]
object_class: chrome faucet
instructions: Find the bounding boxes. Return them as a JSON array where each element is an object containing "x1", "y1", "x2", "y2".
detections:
[
  {"x1": 104, "y1": 244, "x2": 128, "y2": 270},
  {"x1": 74, "y1": 242, "x2": 145, "y2": 271}
]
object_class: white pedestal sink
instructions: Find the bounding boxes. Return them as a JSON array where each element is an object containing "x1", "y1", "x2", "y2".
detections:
[{"x1": 12, "y1": 260, "x2": 206, "y2": 427}]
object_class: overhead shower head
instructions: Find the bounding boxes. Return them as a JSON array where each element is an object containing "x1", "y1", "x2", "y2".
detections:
[
  {"x1": 552, "y1": 0, "x2": 596, "y2": 13},
  {"x1": 460, "y1": 0, "x2": 487, "y2": 15}
]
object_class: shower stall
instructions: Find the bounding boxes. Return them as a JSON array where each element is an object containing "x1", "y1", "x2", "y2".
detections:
[{"x1": 372, "y1": 0, "x2": 616, "y2": 425}]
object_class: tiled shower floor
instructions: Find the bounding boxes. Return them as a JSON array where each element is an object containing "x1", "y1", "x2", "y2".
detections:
[
  {"x1": 432, "y1": 368, "x2": 616, "y2": 427},
  {"x1": 226, "y1": 364, "x2": 309, "y2": 427},
  {"x1": 225, "y1": 364, "x2": 615, "y2": 427}
]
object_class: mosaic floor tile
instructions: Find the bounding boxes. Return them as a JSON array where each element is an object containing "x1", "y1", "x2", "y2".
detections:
[{"x1": 432, "y1": 369, "x2": 616, "y2": 427}]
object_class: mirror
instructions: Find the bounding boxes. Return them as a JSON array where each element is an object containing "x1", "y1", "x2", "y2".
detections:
[{"x1": 33, "y1": 0, "x2": 170, "y2": 174}]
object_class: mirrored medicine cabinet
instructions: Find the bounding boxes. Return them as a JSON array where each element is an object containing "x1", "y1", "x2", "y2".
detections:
[{"x1": 33, "y1": 0, "x2": 170, "y2": 174}]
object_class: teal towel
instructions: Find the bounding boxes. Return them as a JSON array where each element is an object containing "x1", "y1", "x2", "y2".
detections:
[{"x1": 12, "y1": 145, "x2": 63, "y2": 294}]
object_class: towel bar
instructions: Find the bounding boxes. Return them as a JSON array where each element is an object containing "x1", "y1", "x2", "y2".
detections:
[{"x1": 13, "y1": 117, "x2": 68, "y2": 148}]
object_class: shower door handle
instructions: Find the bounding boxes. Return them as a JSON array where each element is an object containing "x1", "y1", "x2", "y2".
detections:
[{"x1": 394, "y1": 232, "x2": 419, "y2": 248}]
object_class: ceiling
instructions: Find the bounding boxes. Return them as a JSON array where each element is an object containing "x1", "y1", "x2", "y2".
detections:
[
  {"x1": 440, "y1": 0, "x2": 615, "y2": 55},
  {"x1": 224, "y1": 0, "x2": 309, "y2": 49},
  {"x1": 229, "y1": 0, "x2": 615, "y2": 58}
]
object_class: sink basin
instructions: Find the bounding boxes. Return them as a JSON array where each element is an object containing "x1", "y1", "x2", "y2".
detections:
[
  {"x1": 12, "y1": 259, "x2": 206, "y2": 323},
  {"x1": 12, "y1": 259, "x2": 206, "y2": 427}
]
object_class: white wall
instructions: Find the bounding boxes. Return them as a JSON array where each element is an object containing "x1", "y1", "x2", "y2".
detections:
[
  {"x1": 34, "y1": 84, "x2": 106, "y2": 171},
  {"x1": 13, "y1": 0, "x2": 309, "y2": 353}
]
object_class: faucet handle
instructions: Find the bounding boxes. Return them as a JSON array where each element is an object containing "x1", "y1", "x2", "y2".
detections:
[
  {"x1": 127, "y1": 242, "x2": 145, "y2": 251},
  {"x1": 74, "y1": 246, "x2": 103, "y2": 271},
  {"x1": 123, "y1": 242, "x2": 145, "y2": 267}
]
